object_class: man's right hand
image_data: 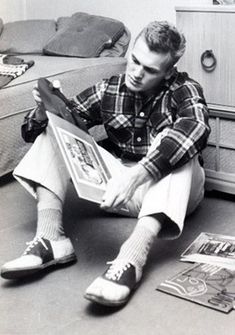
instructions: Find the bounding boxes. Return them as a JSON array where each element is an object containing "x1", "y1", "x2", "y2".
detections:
[
  {"x1": 32, "y1": 85, "x2": 42, "y2": 105},
  {"x1": 101, "y1": 164, "x2": 152, "y2": 210},
  {"x1": 32, "y1": 80, "x2": 62, "y2": 105}
]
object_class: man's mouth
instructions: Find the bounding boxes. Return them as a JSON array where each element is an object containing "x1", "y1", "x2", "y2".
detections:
[{"x1": 128, "y1": 75, "x2": 142, "y2": 87}]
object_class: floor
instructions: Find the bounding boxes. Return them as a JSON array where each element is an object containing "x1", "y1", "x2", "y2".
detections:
[{"x1": 1, "y1": 175, "x2": 235, "y2": 335}]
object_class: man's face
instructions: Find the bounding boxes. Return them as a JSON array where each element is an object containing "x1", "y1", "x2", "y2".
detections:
[{"x1": 125, "y1": 36, "x2": 173, "y2": 95}]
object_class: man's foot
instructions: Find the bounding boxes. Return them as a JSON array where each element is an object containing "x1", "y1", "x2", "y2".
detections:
[
  {"x1": 84, "y1": 259, "x2": 142, "y2": 307},
  {"x1": 1, "y1": 236, "x2": 76, "y2": 279}
]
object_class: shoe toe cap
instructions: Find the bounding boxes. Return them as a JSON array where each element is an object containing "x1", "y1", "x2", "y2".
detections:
[
  {"x1": 2, "y1": 255, "x2": 42, "y2": 271},
  {"x1": 85, "y1": 277, "x2": 130, "y2": 305}
]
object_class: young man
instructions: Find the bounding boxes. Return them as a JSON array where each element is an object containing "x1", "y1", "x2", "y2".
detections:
[{"x1": 1, "y1": 21, "x2": 210, "y2": 307}]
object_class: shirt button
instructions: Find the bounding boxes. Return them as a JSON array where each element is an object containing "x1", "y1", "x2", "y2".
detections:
[
  {"x1": 139, "y1": 112, "x2": 145, "y2": 117},
  {"x1": 137, "y1": 137, "x2": 142, "y2": 142}
]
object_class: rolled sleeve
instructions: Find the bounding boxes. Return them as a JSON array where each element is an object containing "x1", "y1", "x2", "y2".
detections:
[{"x1": 139, "y1": 150, "x2": 171, "y2": 180}]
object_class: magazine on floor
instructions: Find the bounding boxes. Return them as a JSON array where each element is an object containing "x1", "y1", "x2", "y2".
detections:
[
  {"x1": 157, "y1": 262, "x2": 235, "y2": 313},
  {"x1": 180, "y1": 232, "x2": 235, "y2": 270},
  {"x1": 46, "y1": 111, "x2": 111, "y2": 204}
]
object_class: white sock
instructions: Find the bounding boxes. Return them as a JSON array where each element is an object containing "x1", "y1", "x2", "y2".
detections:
[
  {"x1": 36, "y1": 186, "x2": 65, "y2": 241},
  {"x1": 115, "y1": 216, "x2": 161, "y2": 274},
  {"x1": 36, "y1": 208, "x2": 65, "y2": 240}
]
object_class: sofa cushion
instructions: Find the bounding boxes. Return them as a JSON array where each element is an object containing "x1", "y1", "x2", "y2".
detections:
[
  {"x1": 0, "y1": 20, "x2": 56, "y2": 54},
  {"x1": 43, "y1": 12, "x2": 125, "y2": 57}
]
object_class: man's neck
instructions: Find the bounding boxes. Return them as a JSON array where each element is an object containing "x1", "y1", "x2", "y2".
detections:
[{"x1": 140, "y1": 80, "x2": 166, "y2": 99}]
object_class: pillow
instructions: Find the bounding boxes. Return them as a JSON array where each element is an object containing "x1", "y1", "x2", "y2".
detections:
[
  {"x1": 56, "y1": 12, "x2": 94, "y2": 31},
  {"x1": 43, "y1": 30, "x2": 112, "y2": 57},
  {"x1": 56, "y1": 12, "x2": 125, "y2": 43},
  {"x1": 0, "y1": 19, "x2": 56, "y2": 54},
  {"x1": 43, "y1": 12, "x2": 125, "y2": 57}
]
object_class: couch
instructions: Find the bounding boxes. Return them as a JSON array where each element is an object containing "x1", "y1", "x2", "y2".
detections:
[{"x1": 0, "y1": 13, "x2": 129, "y2": 177}]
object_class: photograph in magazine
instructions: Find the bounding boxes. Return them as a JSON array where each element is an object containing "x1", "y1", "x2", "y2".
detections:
[{"x1": 47, "y1": 111, "x2": 111, "y2": 204}]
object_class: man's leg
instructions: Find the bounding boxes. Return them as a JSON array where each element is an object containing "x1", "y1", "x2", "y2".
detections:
[
  {"x1": 1, "y1": 129, "x2": 127, "y2": 280},
  {"x1": 85, "y1": 156, "x2": 205, "y2": 306},
  {"x1": 1, "y1": 129, "x2": 76, "y2": 279}
]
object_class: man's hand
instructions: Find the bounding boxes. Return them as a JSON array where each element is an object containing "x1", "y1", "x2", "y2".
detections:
[
  {"x1": 100, "y1": 164, "x2": 152, "y2": 210},
  {"x1": 32, "y1": 80, "x2": 62, "y2": 105}
]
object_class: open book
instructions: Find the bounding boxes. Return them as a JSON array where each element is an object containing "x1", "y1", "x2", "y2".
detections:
[{"x1": 46, "y1": 111, "x2": 111, "y2": 204}]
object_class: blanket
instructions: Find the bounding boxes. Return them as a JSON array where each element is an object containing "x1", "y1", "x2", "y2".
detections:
[{"x1": 0, "y1": 54, "x2": 34, "y2": 88}]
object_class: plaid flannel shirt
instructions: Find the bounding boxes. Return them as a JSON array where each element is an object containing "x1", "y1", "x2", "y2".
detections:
[{"x1": 72, "y1": 70, "x2": 210, "y2": 181}]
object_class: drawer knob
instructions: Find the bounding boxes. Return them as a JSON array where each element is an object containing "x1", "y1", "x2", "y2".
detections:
[{"x1": 201, "y1": 50, "x2": 217, "y2": 72}]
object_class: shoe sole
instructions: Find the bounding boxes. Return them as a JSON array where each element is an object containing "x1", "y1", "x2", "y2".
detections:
[
  {"x1": 1, "y1": 253, "x2": 77, "y2": 280},
  {"x1": 84, "y1": 292, "x2": 128, "y2": 307}
]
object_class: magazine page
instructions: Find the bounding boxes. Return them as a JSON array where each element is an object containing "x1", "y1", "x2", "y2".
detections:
[
  {"x1": 157, "y1": 263, "x2": 235, "y2": 313},
  {"x1": 180, "y1": 232, "x2": 235, "y2": 270}
]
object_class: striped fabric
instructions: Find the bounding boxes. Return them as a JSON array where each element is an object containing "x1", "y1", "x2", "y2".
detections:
[
  {"x1": 0, "y1": 54, "x2": 34, "y2": 88},
  {"x1": 72, "y1": 70, "x2": 210, "y2": 181}
]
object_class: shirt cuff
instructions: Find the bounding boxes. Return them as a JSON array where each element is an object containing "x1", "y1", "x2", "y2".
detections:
[{"x1": 139, "y1": 150, "x2": 172, "y2": 181}]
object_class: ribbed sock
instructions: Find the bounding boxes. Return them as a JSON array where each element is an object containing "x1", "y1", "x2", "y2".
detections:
[
  {"x1": 36, "y1": 186, "x2": 65, "y2": 241},
  {"x1": 115, "y1": 217, "x2": 162, "y2": 275},
  {"x1": 36, "y1": 208, "x2": 65, "y2": 240}
]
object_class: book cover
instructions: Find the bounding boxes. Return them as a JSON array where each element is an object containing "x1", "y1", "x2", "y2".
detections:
[{"x1": 157, "y1": 263, "x2": 235, "y2": 313}]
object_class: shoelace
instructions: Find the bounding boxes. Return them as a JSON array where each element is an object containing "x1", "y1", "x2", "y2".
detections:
[
  {"x1": 105, "y1": 260, "x2": 132, "y2": 281},
  {"x1": 23, "y1": 236, "x2": 48, "y2": 256}
]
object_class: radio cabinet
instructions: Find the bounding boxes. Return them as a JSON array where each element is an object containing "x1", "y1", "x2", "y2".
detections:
[{"x1": 176, "y1": 6, "x2": 235, "y2": 194}]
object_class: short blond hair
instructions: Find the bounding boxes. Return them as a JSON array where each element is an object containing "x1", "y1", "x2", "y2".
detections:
[{"x1": 136, "y1": 21, "x2": 186, "y2": 66}]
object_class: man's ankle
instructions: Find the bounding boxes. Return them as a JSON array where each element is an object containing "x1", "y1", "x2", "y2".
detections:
[{"x1": 36, "y1": 208, "x2": 65, "y2": 241}]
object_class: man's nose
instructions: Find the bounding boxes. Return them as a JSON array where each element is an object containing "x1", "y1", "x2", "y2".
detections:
[{"x1": 134, "y1": 65, "x2": 144, "y2": 79}]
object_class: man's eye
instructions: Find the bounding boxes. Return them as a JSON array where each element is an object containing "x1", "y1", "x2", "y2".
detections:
[
  {"x1": 146, "y1": 68, "x2": 158, "y2": 74},
  {"x1": 132, "y1": 57, "x2": 139, "y2": 64}
]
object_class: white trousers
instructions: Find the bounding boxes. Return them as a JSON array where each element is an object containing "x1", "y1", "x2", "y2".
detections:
[{"x1": 13, "y1": 127, "x2": 205, "y2": 239}]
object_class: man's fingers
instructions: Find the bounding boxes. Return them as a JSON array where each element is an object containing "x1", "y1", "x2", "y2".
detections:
[
  {"x1": 32, "y1": 87, "x2": 42, "y2": 104},
  {"x1": 101, "y1": 186, "x2": 117, "y2": 209},
  {"x1": 32, "y1": 80, "x2": 62, "y2": 105},
  {"x1": 101, "y1": 194, "x2": 116, "y2": 209},
  {"x1": 101, "y1": 191, "x2": 127, "y2": 210}
]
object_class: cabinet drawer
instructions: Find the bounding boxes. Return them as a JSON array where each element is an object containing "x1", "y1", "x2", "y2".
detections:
[{"x1": 176, "y1": 7, "x2": 235, "y2": 107}]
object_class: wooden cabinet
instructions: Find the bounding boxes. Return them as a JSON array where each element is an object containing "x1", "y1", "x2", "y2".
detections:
[{"x1": 176, "y1": 6, "x2": 235, "y2": 194}]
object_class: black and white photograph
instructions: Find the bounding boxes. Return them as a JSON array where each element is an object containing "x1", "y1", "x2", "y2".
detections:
[{"x1": 1, "y1": 0, "x2": 235, "y2": 334}]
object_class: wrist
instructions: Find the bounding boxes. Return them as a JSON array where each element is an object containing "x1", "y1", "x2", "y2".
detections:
[{"x1": 129, "y1": 163, "x2": 152, "y2": 187}]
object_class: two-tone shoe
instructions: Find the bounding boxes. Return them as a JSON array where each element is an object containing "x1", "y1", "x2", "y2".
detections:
[
  {"x1": 1, "y1": 236, "x2": 76, "y2": 279},
  {"x1": 84, "y1": 259, "x2": 142, "y2": 306}
]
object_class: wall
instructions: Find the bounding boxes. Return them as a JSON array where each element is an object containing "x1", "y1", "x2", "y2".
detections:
[
  {"x1": 1, "y1": 0, "x2": 212, "y2": 40},
  {"x1": 0, "y1": 0, "x2": 27, "y2": 22}
]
